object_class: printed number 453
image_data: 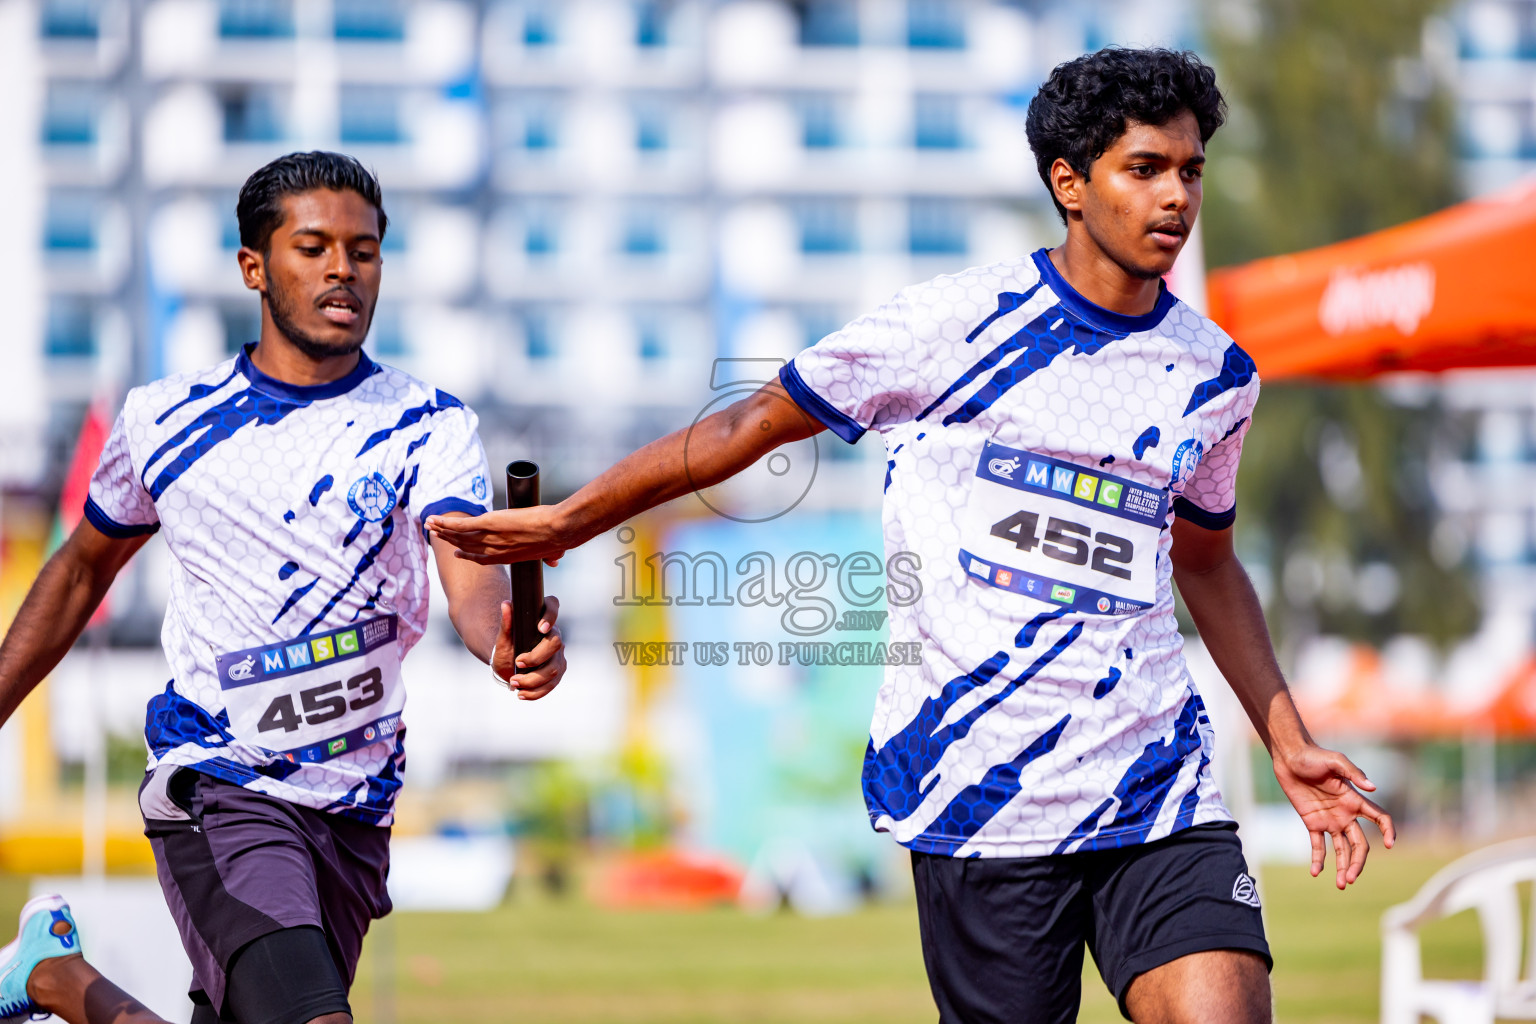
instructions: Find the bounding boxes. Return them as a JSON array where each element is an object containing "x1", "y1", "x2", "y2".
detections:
[
  {"x1": 257, "y1": 668, "x2": 384, "y2": 734},
  {"x1": 990, "y1": 510, "x2": 1133, "y2": 580}
]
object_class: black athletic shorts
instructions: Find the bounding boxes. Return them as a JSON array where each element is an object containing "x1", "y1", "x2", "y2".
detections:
[
  {"x1": 139, "y1": 766, "x2": 391, "y2": 1022},
  {"x1": 911, "y1": 822, "x2": 1271, "y2": 1024}
]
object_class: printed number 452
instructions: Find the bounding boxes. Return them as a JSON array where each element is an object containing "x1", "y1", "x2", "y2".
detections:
[
  {"x1": 990, "y1": 510, "x2": 1134, "y2": 580},
  {"x1": 257, "y1": 668, "x2": 384, "y2": 734}
]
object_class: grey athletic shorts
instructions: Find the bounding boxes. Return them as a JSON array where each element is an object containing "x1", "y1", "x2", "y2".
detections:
[{"x1": 139, "y1": 766, "x2": 392, "y2": 1013}]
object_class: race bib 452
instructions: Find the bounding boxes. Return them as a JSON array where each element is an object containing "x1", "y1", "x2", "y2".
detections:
[{"x1": 958, "y1": 441, "x2": 1167, "y2": 615}]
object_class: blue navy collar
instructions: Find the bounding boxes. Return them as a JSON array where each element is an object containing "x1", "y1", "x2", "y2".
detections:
[
  {"x1": 237, "y1": 342, "x2": 376, "y2": 402},
  {"x1": 1032, "y1": 248, "x2": 1176, "y2": 336}
]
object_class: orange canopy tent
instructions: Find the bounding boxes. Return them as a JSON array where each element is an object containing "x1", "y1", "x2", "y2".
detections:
[
  {"x1": 1291, "y1": 645, "x2": 1468, "y2": 741},
  {"x1": 1206, "y1": 177, "x2": 1536, "y2": 379}
]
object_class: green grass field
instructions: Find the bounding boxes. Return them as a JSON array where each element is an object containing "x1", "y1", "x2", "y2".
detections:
[{"x1": 0, "y1": 847, "x2": 1490, "y2": 1023}]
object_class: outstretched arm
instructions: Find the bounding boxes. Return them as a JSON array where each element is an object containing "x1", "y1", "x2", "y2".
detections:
[
  {"x1": 1169, "y1": 517, "x2": 1395, "y2": 889},
  {"x1": 429, "y1": 517, "x2": 565, "y2": 699},
  {"x1": 426, "y1": 382, "x2": 825, "y2": 564},
  {"x1": 0, "y1": 521, "x2": 149, "y2": 728}
]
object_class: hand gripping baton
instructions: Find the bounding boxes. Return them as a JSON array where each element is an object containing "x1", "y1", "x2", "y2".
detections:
[{"x1": 505, "y1": 460, "x2": 547, "y2": 659}]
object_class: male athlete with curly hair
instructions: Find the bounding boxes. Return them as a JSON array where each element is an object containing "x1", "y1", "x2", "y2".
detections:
[{"x1": 429, "y1": 48, "x2": 1394, "y2": 1023}]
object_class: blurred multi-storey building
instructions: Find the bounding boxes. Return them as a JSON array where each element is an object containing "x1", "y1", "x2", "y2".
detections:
[
  {"x1": 1432, "y1": 0, "x2": 1536, "y2": 632},
  {"x1": 1453, "y1": 0, "x2": 1536, "y2": 196},
  {"x1": 0, "y1": 0, "x2": 1210, "y2": 635}
]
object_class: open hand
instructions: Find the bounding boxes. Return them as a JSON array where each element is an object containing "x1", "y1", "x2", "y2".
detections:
[
  {"x1": 1272, "y1": 743, "x2": 1395, "y2": 889},
  {"x1": 491, "y1": 595, "x2": 566, "y2": 700},
  {"x1": 426, "y1": 507, "x2": 566, "y2": 566}
]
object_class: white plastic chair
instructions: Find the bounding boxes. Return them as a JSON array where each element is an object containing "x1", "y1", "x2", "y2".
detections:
[{"x1": 1381, "y1": 837, "x2": 1536, "y2": 1023}]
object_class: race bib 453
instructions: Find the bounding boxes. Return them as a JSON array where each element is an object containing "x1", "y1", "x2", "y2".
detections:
[
  {"x1": 958, "y1": 442, "x2": 1167, "y2": 615},
  {"x1": 215, "y1": 614, "x2": 405, "y2": 764}
]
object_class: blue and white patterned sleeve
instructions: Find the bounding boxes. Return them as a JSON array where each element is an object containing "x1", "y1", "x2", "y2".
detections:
[
  {"x1": 1175, "y1": 413, "x2": 1254, "y2": 531},
  {"x1": 85, "y1": 404, "x2": 161, "y2": 537},
  {"x1": 777, "y1": 290, "x2": 930, "y2": 444},
  {"x1": 413, "y1": 402, "x2": 492, "y2": 528}
]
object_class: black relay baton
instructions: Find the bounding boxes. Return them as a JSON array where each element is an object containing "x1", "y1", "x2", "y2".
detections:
[{"x1": 505, "y1": 460, "x2": 547, "y2": 660}]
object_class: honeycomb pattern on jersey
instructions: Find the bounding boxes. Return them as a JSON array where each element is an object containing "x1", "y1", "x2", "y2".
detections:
[
  {"x1": 89, "y1": 353, "x2": 490, "y2": 825},
  {"x1": 790, "y1": 251, "x2": 1259, "y2": 858}
]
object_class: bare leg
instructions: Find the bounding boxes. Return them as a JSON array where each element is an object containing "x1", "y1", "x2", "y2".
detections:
[
  {"x1": 1123, "y1": 949, "x2": 1271, "y2": 1024},
  {"x1": 26, "y1": 953, "x2": 170, "y2": 1024}
]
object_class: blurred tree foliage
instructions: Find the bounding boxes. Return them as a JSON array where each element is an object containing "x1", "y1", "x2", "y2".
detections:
[{"x1": 1196, "y1": 0, "x2": 1480, "y2": 648}]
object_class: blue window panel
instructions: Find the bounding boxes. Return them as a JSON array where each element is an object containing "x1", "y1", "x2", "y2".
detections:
[
  {"x1": 520, "y1": 201, "x2": 560, "y2": 256},
  {"x1": 369, "y1": 308, "x2": 407, "y2": 357},
  {"x1": 41, "y1": 0, "x2": 99, "y2": 38},
  {"x1": 43, "y1": 87, "x2": 96, "y2": 145},
  {"x1": 794, "y1": 199, "x2": 858, "y2": 254},
  {"x1": 635, "y1": 1, "x2": 667, "y2": 47},
  {"x1": 46, "y1": 300, "x2": 95, "y2": 358},
  {"x1": 221, "y1": 199, "x2": 243, "y2": 250},
  {"x1": 525, "y1": 222, "x2": 556, "y2": 255},
  {"x1": 524, "y1": 8, "x2": 556, "y2": 45},
  {"x1": 909, "y1": 198, "x2": 967, "y2": 254},
  {"x1": 45, "y1": 195, "x2": 96, "y2": 251},
  {"x1": 340, "y1": 89, "x2": 403, "y2": 144},
  {"x1": 800, "y1": 306, "x2": 843, "y2": 348},
  {"x1": 638, "y1": 320, "x2": 665, "y2": 361},
  {"x1": 622, "y1": 215, "x2": 663, "y2": 255},
  {"x1": 798, "y1": 1, "x2": 858, "y2": 46},
  {"x1": 219, "y1": 0, "x2": 294, "y2": 38},
  {"x1": 635, "y1": 108, "x2": 668, "y2": 152},
  {"x1": 221, "y1": 306, "x2": 260, "y2": 354},
  {"x1": 913, "y1": 93, "x2": 962, "y2": 149},
  {"x1": 523, "y1": 106, "x2": 558, "y2": 150},
  {"x1": 334, "y1": 0, "x2": 405, "y2": 40},
  {"x1": 221, "y1": 89, "x2": 285, "y2": 143},
  {"x1": 377, "y1": 216, "x2": 404, "y2": 253},
  {"x1": 525, "y1": 313, "x2": 553, "y2": 360},
  {"x1": 907, "y1": 0, "x2": 965, "y2": 49},
  {"x1": 797, "y1": 94, "x2": 841, "y2": 149}
]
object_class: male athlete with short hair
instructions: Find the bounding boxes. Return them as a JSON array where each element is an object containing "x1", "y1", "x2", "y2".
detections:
[
  {"x1": 0, "y1": 151, "x2": 565, "y2": 1024},
  {"x1": 428, "y1": 49, "x2": 1393, "y2": 1023}
]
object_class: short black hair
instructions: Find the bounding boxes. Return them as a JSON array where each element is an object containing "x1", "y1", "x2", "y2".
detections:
[
  {"x1": 1025, "y1": 48, "x2": 1226, "y2": 224},
  {"x1": 236, "y1": 150, "x2": 388, "y2": 252}
]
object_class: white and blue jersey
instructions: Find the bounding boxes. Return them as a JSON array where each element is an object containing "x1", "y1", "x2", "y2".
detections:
[
  {"x1": 779, "y1": 249, "x2": 1259, "y2": 858},
  {"x1": 87, "y1": 345, "x2": 491, "y2": 826}
]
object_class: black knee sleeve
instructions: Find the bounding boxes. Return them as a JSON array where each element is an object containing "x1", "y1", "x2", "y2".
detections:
[{"x1": 224, "y1": 926, "x2": 350, "y2": 1024}]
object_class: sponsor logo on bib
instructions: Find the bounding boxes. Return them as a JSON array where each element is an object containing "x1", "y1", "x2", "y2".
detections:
[{"x1": 988, "y1": 456, "x2": 1021, "y2": 479}]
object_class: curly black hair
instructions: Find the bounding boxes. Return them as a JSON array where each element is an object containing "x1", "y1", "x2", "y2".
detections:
[
  {"x1": 236, "y1": 151, "x2": 388, "y2": 253},
  {"x1": 1025, "y1": 48, "x2": 1226, "y2": 224}
]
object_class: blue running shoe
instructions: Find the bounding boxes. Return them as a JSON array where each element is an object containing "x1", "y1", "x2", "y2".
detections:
[{"x1": 0, "y1": 895, "x2": 82, "y2": 1022}]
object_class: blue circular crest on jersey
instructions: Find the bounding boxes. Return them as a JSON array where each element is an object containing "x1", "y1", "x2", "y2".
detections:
[
  {"x1": 471, "y1": 474, "x2": 487, "y2": 500},
  {"x1": 1170, "y1": 438, "x2": 1205, "y2": 487},
  {"x1": 348, "y1": 472, "x2": 398, "y2": 522}
]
